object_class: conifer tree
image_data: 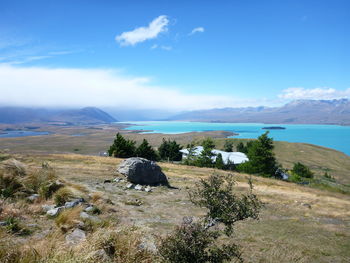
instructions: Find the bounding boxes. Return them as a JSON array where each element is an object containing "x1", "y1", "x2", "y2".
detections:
[{"x1": 136, "y1": 139, "x2": 158, "y2": 161}]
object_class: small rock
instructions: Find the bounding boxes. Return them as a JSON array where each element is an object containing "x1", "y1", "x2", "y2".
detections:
[
  {"x1": 84, "y1": 206, "x2": 95, "y2": 213},
  {"x1": 126, "y1": 183, "x2": 134, "y2": 189},
  {"x1": 80, "y1": 212, "x2": 101, "y2": 223},
  {"x1": 65, "y1": 228, "x2": 86, "y2": 245},
  {"x1": 104, "y1": 179, "x2": 112, "y2": 183},
  {"x1": 42, "y1": 204, "x2": 55, "y2": 212},
  {"x1": 134, "y1": 184, "x2": 143, "y2": 191},
  {"x1": 27, "y1": 194, "x2": 40, "y2": 202},
  {"x1": 65, "y1": 199, "x2": 83, "y2": 209},
  {"x1": 47, "y1": 207, "x2": 63, "y2": 217},
  {"x1": 0, "y1": 221, "x2": 8, "y2": 226},
  {"x1": 113, "y1": 178, "x2": 122, "y2": 183},
  {"x1": 144, "y1": 186, "x2": 152, "y2": 192}
]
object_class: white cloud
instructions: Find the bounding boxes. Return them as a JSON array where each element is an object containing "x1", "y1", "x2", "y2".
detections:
[
  {"x1": 0, "y1": 65, "x2": 253, "y2": 110},
  {"x1": 189, "y1": 27, "x2": 205, "y2": 35},
  {"x1": 116, "y1": 15, "x2": 169, "y2": 46},
  {"x1": 278, "y1": 87, "x2": 350, "y2": 100}
]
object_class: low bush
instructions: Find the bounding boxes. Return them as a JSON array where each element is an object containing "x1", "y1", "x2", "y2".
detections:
[
  {"x1": 53, "y1": 187, "x2": 74, "y2": 206},
  {"x1": 158, "y1": 218, "x2": 242, "y2": 263}
]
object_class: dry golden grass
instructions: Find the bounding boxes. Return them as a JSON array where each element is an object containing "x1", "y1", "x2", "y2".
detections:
[{"x1": 0, "y1": 153, "x2": 349, "y2": 262}]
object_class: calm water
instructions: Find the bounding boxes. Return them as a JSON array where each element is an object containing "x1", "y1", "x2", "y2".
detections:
[
  {"x1": 0, "y1": 130, "x2": 50, "y2": 138},
  {"x1": 122, "y1": 121, "x2": 350, "y2": 156}
]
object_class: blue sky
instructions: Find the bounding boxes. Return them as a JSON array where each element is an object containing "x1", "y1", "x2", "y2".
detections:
[{"x1": 0, "y1": 0, "x2": 349, "y2": 110}]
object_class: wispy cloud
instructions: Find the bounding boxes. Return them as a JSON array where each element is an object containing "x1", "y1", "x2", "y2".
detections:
[
  {"x1": 0, "y1": 65, "x2": 256, "y2": 110},
  {"x1": 189, "y1": 27, "x2": 205, "y2": 36},
  {"x1": 116, "y1": 15, "x2": 169, "y2": 46},
  {"x1": 278, "y1": 87, "x2": 350, "y2": 100}
]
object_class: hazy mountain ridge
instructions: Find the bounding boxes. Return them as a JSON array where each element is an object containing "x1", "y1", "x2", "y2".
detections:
[
  {"x1": 167, "y1": 99, "x2": 350, "y2": 125},
  {"x1": 0, "y1": 106, "x2": 117, "y2": 125}
]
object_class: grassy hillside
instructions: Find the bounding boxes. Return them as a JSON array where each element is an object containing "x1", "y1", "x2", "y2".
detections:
[
  {"x1": 1, "y1": 153, "x2": 349, "y2": 262},
  {"x1": 214, "y1": 138, "x2": 350, "y2": 186}
]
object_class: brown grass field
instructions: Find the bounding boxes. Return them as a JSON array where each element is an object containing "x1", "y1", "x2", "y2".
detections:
[
  {"x1": 0, "y1": 124, "x2": 350, "y2": 262},
  {"x1": 0, "y1": 152, "x2": 349, "y2": 262}
]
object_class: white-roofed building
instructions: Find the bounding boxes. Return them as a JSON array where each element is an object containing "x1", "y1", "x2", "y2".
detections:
[{"x1": 180, "y1": 146, "x2": 249, "y2": 165}]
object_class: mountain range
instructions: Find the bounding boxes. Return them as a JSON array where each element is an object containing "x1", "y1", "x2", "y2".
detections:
[
  {"x1": 0, "y1": 107, "x2": 117, "y2": 125},
  {"x1": 167, "y1": 99, "x2": 350, "y2": 125}
]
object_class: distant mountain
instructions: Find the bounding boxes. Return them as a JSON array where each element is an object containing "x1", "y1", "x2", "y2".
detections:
[
  {"x1": 168, "y1": 99, "x2": 350, "y2": 125},
  {"x1": 0, "y1": 106, "x2": 117, "y2": 125}
]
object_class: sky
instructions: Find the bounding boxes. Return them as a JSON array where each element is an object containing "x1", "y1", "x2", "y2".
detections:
[{"x1": 0, "y1": 0, "x2": 349, "y2": 111}]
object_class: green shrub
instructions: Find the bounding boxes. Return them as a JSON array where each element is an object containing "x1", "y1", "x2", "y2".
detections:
[
  {"x1": 158, "y1": 218, "x2": 242, "y2": 263},
  {"x1": 291, "y1": 162, "x2": 314, "y2": 179},
  {"x1": 189, "y1": 174, "x2": 261, "y2": 235}
]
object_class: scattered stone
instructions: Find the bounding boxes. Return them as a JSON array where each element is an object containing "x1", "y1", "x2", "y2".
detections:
[
  {"x1": 0, "y1": 221, "x2": 8, "y2": 226},
  {"x1": 84, "y1": 206, "x2": 95, "y2": 213},
  {"x1": 65, "y1": 228, "x2": 86, "y2": 245},
  {"x1": 65, "y1": 198, "x2": 84, "y2": 209},
  {"x1": 126, "y1": 183, "x2": 134, "y2": 189},
  {"x1": 47, "y1": 207, "x2": 63, "y2": 217},
  {"x1": 117, "y1": 157, "x2": 168, "y2": 186},
  {"x1": 80, "y1": 212, "x2": 101, "y2": 223},
  {"x1": 42, "y1": 204, "x2": 56, "y2": 212},
  {"x1": 86, "y1": 249, "x2": 111, "y2": 261},
  {"x1": 27, "y1": 194, "x2": 40, "y2": 202},
  {"x1": 134, "y1": 184, "x2": 143, "y2": 191},
  {"x1": 144, "y1": 186, "x2": 152, "y2": 192},
  {"x1": 104, "y1": 179, "x2": 112, "y2": 183},
  {"x1": 113, "y1": 178, "x2": 122, "y2": 183}
]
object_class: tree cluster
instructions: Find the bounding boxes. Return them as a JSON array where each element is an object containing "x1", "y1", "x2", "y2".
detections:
[{"x1": 108, "y1": 133, "x2": 183, "y2": 162}]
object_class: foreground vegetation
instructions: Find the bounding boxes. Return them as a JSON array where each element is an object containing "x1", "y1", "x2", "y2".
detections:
[{"x1": 0, "y1": 152, "x2": 349, "y2": 262}]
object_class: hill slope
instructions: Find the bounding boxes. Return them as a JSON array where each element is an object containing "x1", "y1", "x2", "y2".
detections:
[
  {"x1": 168, "y1": 99, "x2": 350, "y2": 125},
  {"x1": 0, "y1": 106, "x2": 117, "y2": 125},
  {"x1": 1, "y1": 153, "x2": 349, "y2": 262}
]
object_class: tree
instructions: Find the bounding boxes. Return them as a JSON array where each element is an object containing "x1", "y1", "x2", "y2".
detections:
[
  {"x1": 108, "y1": 133, "x2": 136, "y2": 158},
  {"x1": 236, "y1": 142, "x2": 245, "y2": 153},
  {"x1": 136, "y1": 139, "x2": 158, "y2": 160},
  {"x1": 215, "y1": 153, "x2": 225, "y2": 170},
  {"x1": 158, "y1": 139, "x2": 183, "y2": 161},
  {"x1": 223, "y1": 140, "x2": 233, "y2": 152},
  {"x1": 183, "y1": 142, "x2": 197, "y2": 165},
  {"x1": 238, "y1": 132, "x2": 278, "y2": 177},
  {"x1": 196, "y1": 138, "x2": 215, "y2": 167}
]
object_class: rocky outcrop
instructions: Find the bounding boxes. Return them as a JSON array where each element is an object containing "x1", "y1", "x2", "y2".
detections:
[{"x1": 117, "y1": 157, "x2": 168, "y2": 186}]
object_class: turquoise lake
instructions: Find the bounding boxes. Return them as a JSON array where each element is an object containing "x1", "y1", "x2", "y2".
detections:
[{"x1": 122, "y1": 121, "x2": 350, "y2": 156}]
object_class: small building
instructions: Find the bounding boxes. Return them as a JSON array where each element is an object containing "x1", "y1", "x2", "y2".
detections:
[{"x1": 180, "y1": 146, "x2": 249, "y2": 165}]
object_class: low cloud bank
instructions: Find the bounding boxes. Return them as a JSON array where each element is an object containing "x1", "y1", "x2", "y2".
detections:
[{"x1": 0, "y1": 65, "x2": 246, "y2": 110}]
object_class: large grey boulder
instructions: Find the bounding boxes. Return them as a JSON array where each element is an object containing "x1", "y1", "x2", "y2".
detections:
[{"x1": 117, "y1": 157, "x2": 168, "y2": 186}]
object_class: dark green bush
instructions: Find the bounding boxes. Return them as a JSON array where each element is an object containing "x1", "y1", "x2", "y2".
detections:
[
  {"x1": 291, "y1": 162, "x2": 314, "y2": 179},
  {"x1": 158, "y1": 218, "x2": 242, "y2": 263}
]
